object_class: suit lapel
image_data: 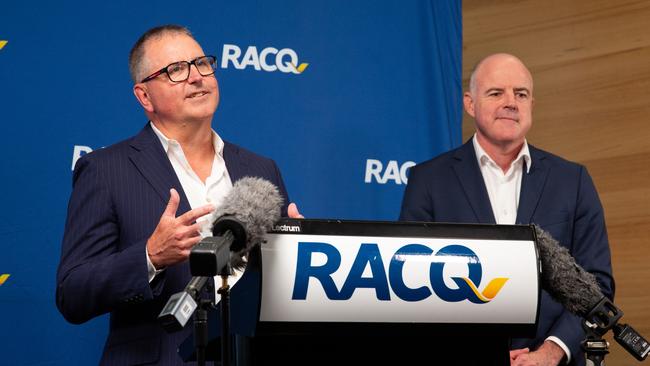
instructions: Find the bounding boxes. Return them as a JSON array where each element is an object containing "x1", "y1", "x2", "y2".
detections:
[
  {"x1": 516, "y1": 145, "x2": 549, "y2": 224},
  {"x1": 128, "y1": 124, "x2": 192, "y2": 214},
  {"x1": 451, "y1": 141, "x2": 496, "y2": 224},
  {"x1": 223, "y1": 142, "x2": 249, "y2": 183}
]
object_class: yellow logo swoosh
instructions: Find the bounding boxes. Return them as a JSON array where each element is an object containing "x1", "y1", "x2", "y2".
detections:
[
  {"x1": 481, "y1": 277, "x2": 509, "y2": 299},
  {"x1": 290, "y1": 62, "x2": 309, "y2": 74},
  {"x1": 461, "y1": 277, "x2": 509, "y2": 302},
  {"x1": 0, "y1": 41, "x2": 8, "y2": 50},
  {"x1": 0, "y1": 274, "x2": 10, "y2": 286}
]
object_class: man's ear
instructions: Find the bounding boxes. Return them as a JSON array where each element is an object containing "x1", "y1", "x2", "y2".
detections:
[
  {"x1": 463, "y1": 91, "x2": 476, "y2": 118},
  {"x1": 133, "y1": 84, "x2": 154, "y2": 113}
]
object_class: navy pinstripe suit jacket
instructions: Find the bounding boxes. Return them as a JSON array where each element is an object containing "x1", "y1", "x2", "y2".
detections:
[{"x1": 56, "y1": 124, "x2": 290, "y2": 365}]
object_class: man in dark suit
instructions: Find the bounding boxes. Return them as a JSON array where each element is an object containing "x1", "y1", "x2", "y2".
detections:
[
  {"x1": 56, "y1": 25, "x2": 302, "y2": 365},
  {"x1": 400, "y1": 53, "x2": 614, "y2": 366}
]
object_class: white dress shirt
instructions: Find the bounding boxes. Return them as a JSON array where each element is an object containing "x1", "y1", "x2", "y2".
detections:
[
  {"x1": 472, "y1": 134, "x2": 530, "y2": 225},
  {"x1": 472, "y1": 135, "x2": 571, "y2": 363},
  {"x1": 146, "y1": 122, "x2": 233, "y2": 281}
]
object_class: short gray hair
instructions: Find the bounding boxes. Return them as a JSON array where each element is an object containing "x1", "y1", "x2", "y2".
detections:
[{"x1": 128, "y1": 24, "x2": 194, "y2": 83}]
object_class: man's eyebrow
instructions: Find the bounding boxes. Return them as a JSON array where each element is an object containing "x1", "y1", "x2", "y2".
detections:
[
  {"x1": 483, "y1": 87, "x2": 531, "y2": 95},
  {"x1": 514, "y1": 87, "x2": 531, "y2": 94},
  {"x1": 484, "y1": 87, "x2": 504, "y2": 94}
]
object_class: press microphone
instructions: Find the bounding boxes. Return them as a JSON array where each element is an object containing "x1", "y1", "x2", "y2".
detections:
[
  {"x1": 534, "y1": 225, "x2": 603, "y2": 316},
  {"x1": 158, "y1": 276, "x2": 209, "y2": 332},
  {"x1": 190, "y1": 176, "x2": 283, "y2": 276},
  {"x1": 534, "y1": 225, "x2": 649, "y2": 361},
  {"x1": 159, "y1": 177, "x2": 282, "y2": 332}
]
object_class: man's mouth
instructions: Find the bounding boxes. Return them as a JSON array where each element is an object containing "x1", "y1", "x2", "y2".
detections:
[
  {"x1": 496, "y1": 116, "x2": 519, "y2": 122},
  {"x1": 187, "y1": 91, "x2": 208, "y2": 99}
]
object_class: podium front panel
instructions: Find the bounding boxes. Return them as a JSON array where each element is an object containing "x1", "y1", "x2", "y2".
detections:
[{"x1": 257, "y1": 219, "x2": 540, "y2": 336}]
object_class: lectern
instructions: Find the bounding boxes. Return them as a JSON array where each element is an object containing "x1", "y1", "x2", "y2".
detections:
[{"x1": 180, "y1": 219, "x2": 541, "y2": 365}]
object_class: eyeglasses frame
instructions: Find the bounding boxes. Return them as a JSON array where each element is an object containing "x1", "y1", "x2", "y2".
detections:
[{"x1": 140, "y1": 55, "x2": 217, "y2": 83}]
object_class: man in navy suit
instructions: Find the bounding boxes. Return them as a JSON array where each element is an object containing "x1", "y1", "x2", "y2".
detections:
[
  {"x1": 400, "y1": 53, "x2": 614, "y2": 366},
  {"x1": 56, "y1": 25, "x2": 302, "y2": 365}
]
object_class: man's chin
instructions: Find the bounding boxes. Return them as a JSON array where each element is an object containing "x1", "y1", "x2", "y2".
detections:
[{"x1": 185, "y1": 101, "x2": 218, "y2": 116}]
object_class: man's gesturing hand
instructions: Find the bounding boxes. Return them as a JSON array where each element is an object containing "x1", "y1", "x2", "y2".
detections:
[{"x1": 147, "y1": 189, "x2": 214, "y2": 269}]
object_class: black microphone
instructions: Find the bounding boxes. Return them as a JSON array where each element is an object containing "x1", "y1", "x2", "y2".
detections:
[
  {"x1": 534, "y1": 225, "x2": 649, "y2": 361},
  {"x1": 158, "y1": 276, "x2": 209, "y2": 332},
  {"x1": 190, "y1": 176, "x2": 282, "y2": 276}
]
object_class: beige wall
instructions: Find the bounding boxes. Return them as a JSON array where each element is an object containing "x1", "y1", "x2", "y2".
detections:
[{"x1": 462, "y1": 0, "x2": 650, "y2": 364}]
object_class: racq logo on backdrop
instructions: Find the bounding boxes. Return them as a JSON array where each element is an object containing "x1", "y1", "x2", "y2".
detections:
[
  {"x1": 220, "y1": 44, "x2": 309, "y2": 74},
  {"x1": 365, "y1": 159, "x2": 416, "y2": 185}
]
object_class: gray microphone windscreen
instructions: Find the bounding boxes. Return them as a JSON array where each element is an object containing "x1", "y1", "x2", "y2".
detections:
[
  {"x1": 534, "y1": 225, "x2": 604, "y2": 316},
  {"x1": 212, "y1": 176, "x2": 282, "y2": 253}
]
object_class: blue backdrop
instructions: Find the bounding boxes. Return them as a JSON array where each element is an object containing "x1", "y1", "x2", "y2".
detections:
[{"x1": 0, "y1": 1, "x2": 461, "y2": 364}]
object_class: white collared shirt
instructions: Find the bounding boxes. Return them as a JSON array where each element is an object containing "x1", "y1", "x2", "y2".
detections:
[
  {"x1": 147, "y1": 122, "x2": 233, "y2": 280},
  {"x1": 472, "y1": 134, "x2": 530, "y2": 225},
  {"x1": 472, "y1": 134, "x2": 571, "y2": 363}
]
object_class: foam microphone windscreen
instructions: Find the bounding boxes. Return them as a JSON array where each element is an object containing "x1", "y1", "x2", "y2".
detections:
[
  {"x1": 212, "y1": 177, "x2": 282, "y2": 266},
  {"x1": 534, "y1": 225, "x2": 604, "y2": 316}
]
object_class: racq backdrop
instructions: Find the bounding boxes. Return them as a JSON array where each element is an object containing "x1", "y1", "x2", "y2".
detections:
[{"x1": 0, "y1": 1, "x2": 461, "y2": 364}]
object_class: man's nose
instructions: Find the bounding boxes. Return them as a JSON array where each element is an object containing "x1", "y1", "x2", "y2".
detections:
[
  {"x1": 503, "y1": 91, "x2": 517, "y2": 110},
  {"x1": 187, "y1": 64, "x2": 203, "y2": 83}
]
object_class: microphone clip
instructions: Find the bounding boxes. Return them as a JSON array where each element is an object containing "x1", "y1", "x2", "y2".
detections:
[
  {"x1": 582, "y1": 297, "x2": 649, "y2": 362},
  {"x1": 582, "y1": 297, "x2": 623, "y2": 337}
]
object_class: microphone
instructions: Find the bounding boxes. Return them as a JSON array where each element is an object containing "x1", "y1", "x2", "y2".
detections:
[
  {"x1": 534, "y1": 225, "x2": 649, "y2": 361},
  {"x1": 533, "y1": 225, "x2": 603, "y2": 316},
  {"x1": 158, "y1": 276, "x2": 209, "y2": 332},
  {"x1": 191, "y1": 176, "x2": 283, "y2": 275},
  {"x1": 159, "y1": 177, "x2": 283, "y2": 332}
]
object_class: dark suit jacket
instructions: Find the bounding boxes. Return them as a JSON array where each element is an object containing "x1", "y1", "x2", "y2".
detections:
[
  {"x1": 399, "y1": 140, "x2": 614, "y2": 366},
  {"x1": 56, "y1": 124, "x2": 290, "y2": 365}
]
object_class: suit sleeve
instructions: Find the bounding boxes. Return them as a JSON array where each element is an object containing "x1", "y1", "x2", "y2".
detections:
[
  {"x1": 546, "y1": 166, "x2": 615, "y2": 360},
  {"x1": 56, "y1": 155, "x2": 156, "y2": 324},
  {"x1": 399, "y1": 165, "x2": 434, "y2": 221},
  {"x1": 269, "y1": 159, "x2": 291, "y2": 217}
]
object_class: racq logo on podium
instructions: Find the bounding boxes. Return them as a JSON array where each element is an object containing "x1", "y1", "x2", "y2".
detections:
[
  {"x1": 220, "y1": 44, "x2": 309, "y2": 74},
  {"x1": 260, "y1": 233, "x2": 539, "y2": 324},
  {"x1": 291, "y1": 243, "x2": 509, "y2": 304}
]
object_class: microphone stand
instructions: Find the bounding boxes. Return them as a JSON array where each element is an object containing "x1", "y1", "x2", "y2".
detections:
[
  {"x1": 191, "y1": 273, "x2": 233, "y2": 366},
  {"x1": 582, "y1": 322, "x2": 609, "y2": 366},
  {"x1": 218, "y1": 275, "x2": 231, "y2": 366},
  {"x1": 217, "y1": 273, "x2": 230, "y2": 366},
  {"x1": 190, "y1": 233, "x2": 238, "y2": 366},
  {"x1": 194, "y1": 281, "x2": 215, "y2": 366},
  {"x1": 581, "y1": 297, "x2": 622, "y2": 366}
]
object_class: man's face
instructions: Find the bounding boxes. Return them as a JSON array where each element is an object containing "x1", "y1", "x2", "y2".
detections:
[
  {"x1": 464, "y1": 55, "x2": 534, "y2": 150},
  {"x1": 136, "y1": 33, "x2": 219, "y2": 124}
]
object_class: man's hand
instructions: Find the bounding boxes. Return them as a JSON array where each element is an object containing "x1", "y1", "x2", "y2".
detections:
[
  {"x1": 510, "y1": 341, "x2": 565, "y2": 366},
  {"x1": 147, "y1": 189, "x2": 214, "y2": 269},
  {"x1": 288, "y1": 202, "x2": 304, "y2": 218},
  {"x1": 510, "y1": 348, "x2": 530, "y2": 363}
]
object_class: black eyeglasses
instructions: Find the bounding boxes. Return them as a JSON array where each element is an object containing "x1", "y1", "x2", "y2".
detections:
[{"x1": 140, "y1": 55, "x2": 216, "y2": 83}]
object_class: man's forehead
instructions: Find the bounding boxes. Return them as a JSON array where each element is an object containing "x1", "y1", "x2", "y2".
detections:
[
  {"x1": 145, "y1": 33, "x2": 202, "y2": 60},
  {"x1": 477, "y1": 68, "x2": 532, "y2": 90}
]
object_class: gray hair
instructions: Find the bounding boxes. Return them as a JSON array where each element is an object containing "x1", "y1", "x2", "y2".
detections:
[{"x1": 128, "y1": 24, "x2": 194, "y2": 83}]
